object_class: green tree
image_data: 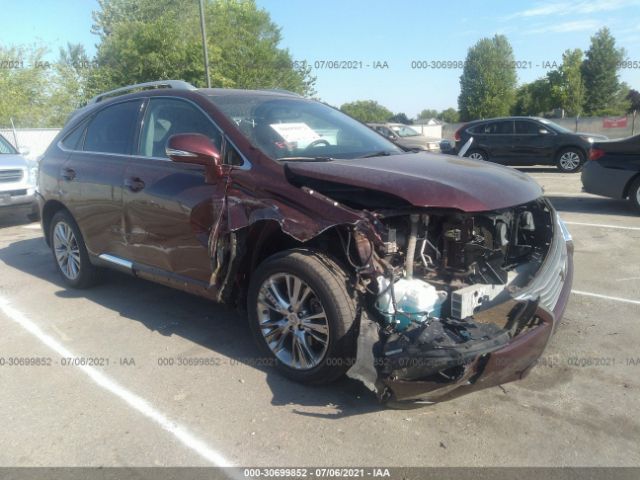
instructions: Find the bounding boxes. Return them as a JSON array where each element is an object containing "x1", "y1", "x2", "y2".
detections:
[
  {"x1": 437, "y1": 108, "x2": 459, "y2": 123},
  {"x1": 628, "y1": 89, "x2": 640, "y2": 113},
  {"x1": 388, "y1": 112, "x2": 412, "y2": 124},
  {"x1": 0, "y1": 45, "x2": 51, "y2": 127},
  {"x1": 458, "y1": 35, "x2": 517, "y2": 121},
  {"x1": 582, "y1": 27, "x2": 626, "y2": 115},
  {"x1": 545, "y1": 49, "x2": 585, "y2": 116},
  {"x1": 47, "y1": 44, "x2": 93, "y2": 125},
  {"x1": 416, "y1": 109, "x2": 438, "y2": 121},
  {"x1": 339, "y1": 100, "x2": 393, "y2": 123},
  {"x1": 89, "y1": 0, "x2": 315, "y2": 96},
  {"x1": 511, "y1": 79, "x2": 553, "y2": 116}
]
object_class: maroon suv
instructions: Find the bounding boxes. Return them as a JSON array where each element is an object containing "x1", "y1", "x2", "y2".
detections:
[{"x1": 37, "y1": 80, "x2": 573, "y2": 403}]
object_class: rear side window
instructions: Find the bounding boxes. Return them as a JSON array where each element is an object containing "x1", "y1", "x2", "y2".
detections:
[
  {"x1": 84, "y1": 101, "x2": 142, "y2": 155},
  {"x1": 480, "y1": 121, "x2": 513, "y2": 135},
  {"x1": 515, "y1": 121, "x2": 539, "y2": 134},
  {"x1": 138, "y1": 98, "x2": 222, "y2": 158},
  {"x1": 61, "y1": 120, "x2": 88, "y2": 150}
]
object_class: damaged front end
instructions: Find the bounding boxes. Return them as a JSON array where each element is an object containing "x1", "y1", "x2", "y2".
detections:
[{"x1": 345, "y1": 198, "x2": 573, "y2": 404}]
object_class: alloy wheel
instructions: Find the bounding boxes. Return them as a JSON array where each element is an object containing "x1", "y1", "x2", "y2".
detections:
[
  {"x1": 468, "y1": 152, "x2": 485, "y2": 161},
  {"x1": 256, "y1": 273, "x2": 330, "y2": 370},
  {"x1": 559, "y1": 151, "x2": 581, "y2": 171},
  {"x1": 53, "y1": 222, "x2": 81, "y2": 280}
]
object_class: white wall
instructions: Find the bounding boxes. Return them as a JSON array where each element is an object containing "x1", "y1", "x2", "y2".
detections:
[
  {"x1": 409, "y1": 124, "x2": 443, "y2": 139},
  {"x1": 0, "y1": 128, "x2": 60, "y2": 161}
]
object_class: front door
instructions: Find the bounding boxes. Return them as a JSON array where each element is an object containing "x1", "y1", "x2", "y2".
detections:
[{"x1": 122, "y1": 97, "x2": 225, "y2": 285}]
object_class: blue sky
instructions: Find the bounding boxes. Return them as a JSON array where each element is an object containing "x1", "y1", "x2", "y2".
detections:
[{"x1": 2, "y1": 0, "x2": 639, "y2": 116}]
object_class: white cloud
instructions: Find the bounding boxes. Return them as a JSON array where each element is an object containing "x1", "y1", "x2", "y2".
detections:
[
  {"x1": 525, "y1": 19, "x2": 602, "y2": 34},
  {"x1": 505, "y1": 0, "x2": 640, "y2": 20}
]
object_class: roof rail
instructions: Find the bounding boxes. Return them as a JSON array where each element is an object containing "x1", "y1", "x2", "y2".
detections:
[
  {"x1": 88, "y1": 80, "x2": 197, "y2": 104},
  {"x1": 259, "y1": 88, "x2": 302, "y2": 97}
]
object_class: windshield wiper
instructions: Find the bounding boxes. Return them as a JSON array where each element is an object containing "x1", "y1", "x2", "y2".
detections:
[
  {"x1": 358, "y1": 151, "x2": 392, "y2": 158},
  {"x1": 280, "y1": 156, "x2": 334, "y2": 162}
]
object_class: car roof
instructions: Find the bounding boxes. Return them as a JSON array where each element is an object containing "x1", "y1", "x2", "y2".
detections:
[
  {"x1": 467, "y1": 116, "x2": 546, "y2": 124},
  {"x1": 199, "y1": 88, "x2": 302, "y2": 98}
]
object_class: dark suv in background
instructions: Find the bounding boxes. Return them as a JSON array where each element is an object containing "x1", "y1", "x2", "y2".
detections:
[
  {"x1": 37, "y1": 80, "x2": 573, "y2": 404},
  {"x1": 454, "y1": 116, "x2": 603, "y2": 172}
]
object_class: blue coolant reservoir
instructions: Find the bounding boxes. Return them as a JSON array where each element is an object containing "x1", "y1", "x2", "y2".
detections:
[{"x1": 376, "y1": 277, "x2": 448, "y2": 331}]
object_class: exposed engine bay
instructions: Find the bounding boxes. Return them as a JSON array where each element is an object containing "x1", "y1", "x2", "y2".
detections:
[{"x1": 341, "y1": 198, "x2": 561, "y2": 403}]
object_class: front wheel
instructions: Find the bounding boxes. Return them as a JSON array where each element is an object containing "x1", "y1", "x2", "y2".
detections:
[
  {"x1": 247, "y1": 250, "x2": 359, "y2": 384},
  {"x1": 556, "y1": 148, "x2": 585, "y2": 172}
]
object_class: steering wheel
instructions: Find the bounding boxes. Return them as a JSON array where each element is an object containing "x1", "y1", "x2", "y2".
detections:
[{"x1": 303, "y1": 139, "x2": 330, "y2": 151}]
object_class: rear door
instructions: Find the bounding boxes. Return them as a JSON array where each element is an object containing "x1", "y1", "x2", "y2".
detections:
[
  {"x1": 122, "y1": 96, "x2": 225, "y2": 285},
  {"x1": 475, "y1": 120, "x2": 514, "y2": 162},
  {"x1": 60, "y1": 99, "x2": 143, "y2": 258},
  {"x1": 512, "y1": 120, "x2": 555, "y2": 164}
]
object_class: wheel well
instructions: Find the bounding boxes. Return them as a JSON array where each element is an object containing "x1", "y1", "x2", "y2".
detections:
[
  {"x1": 467, "y1": 148, "x2": 488, "y2": 157},
  {"x1": 622, "y1": 172, "x2": 640, "y2": 199},
  {"x1": 41, "y1": 200, "x2": 69, "y2": 246},
  {"x1": 233, "y1": 221, "x2": 352, "y2": 307},
  {"x1": 555, "y1": 145, "x2": 587, "y2": 160}
]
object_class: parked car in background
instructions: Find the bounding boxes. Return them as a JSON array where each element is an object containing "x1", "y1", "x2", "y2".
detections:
[
  {"x1": 37, "y1": 80, "x2": 572, "y2": 404},
  {"x1": 0, "y1": 133, "x2": 38, "y2": 220},
  {"x1": 368, "y1": 123, "x2": 441, "y2": 152},
  {"x1": 581, "y1": 135, "x2": 640, "y2": 212},
  {"x1": 454, "y1": 117, "x2": 604, "y2": 172}
]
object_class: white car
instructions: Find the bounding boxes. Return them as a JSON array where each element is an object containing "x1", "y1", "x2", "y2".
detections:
[{"x1": 0, "y1": 133, "x2": 38, "y2": 220}]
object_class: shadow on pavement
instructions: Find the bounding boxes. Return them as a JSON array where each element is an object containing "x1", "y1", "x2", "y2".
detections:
[
  {"x1": 0, "y1": 236, "x2": 381, "y2": 417},
  {"x1": 0, "y1": 211, "x2": 35, "y2": 229},
  {"x1": 516, "y1": 167, "x2": 562, "y2": 174},
  {"x1": 545, "y1": 195, "x2": 638, "y2": 218}
]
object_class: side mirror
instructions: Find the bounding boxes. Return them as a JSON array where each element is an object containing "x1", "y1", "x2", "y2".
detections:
[
  {"x1": 166, "y1": 133, "x2": 225, "y2": 180},
  {"x1": 539, "y1": 129, "x2": 549, "y2": 135},
  {"x1": 18, "y1": 146, "x2": 30, "y2": 156}
]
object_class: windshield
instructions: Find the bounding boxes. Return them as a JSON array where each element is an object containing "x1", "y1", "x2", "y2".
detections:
[
  {"x1": 392, "y1": 125, "x2": 420, "y2": 137},
  {"x1": 539, "y1": 118, "x2": 572, "y2": 134},
  {"x1": 208, "y1": 94, "x2": 403, "y2": 160},
  {"x1": 0, "y1": 134, "x2": 18, "y2": 154}
]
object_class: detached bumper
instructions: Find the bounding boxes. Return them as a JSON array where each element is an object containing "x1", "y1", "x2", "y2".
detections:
[{"x1": 377, "y1": 234, "x2": 574, "y2": 404}]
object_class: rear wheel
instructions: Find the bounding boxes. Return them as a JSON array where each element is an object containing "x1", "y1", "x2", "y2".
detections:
[
  {"x1": 466, "y1": 149, "x2": 487, "y2": 161},
  {"x1": 629, "y1": 177, "x2": 640, "y2": 213},
  {"x1": 247, "y1": 250, "x2": 359, "y2": 384},
  {"x1": 556, "y1": 148, "x2": 584, "y2": 172},
  {"x1": 49, "y1": 210, "x2": 100, "y2": 288}
]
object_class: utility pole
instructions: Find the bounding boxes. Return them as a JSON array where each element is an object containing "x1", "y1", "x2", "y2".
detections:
[{"x1": 198, "y1": 0, "x2": 211, "y2": 88}]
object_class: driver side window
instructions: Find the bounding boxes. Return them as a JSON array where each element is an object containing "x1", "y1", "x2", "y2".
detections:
[{"x1": 138, "y1": 98, "x2": 222, "y2": 159}]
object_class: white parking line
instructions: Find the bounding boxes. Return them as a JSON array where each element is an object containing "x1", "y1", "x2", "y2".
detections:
[
  {"x1": 0, "y1": 295, "x2": 233, "y2": 468},
  {"x1": 572, "y1": 290, "x2": 640, "y2": 306},
  {"x1": 564, "y1": 221, "x2": 640, "y2": 231}
]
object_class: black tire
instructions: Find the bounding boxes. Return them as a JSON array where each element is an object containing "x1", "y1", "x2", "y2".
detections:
[
  {"x1": 247, "y1": 249, "x2": 359, "y2": 384},
  {"x1": 49, "y1": 210, "x2": 101, "y2": 288},
  {"x1": 466, "y1": 149, "x2": 488, "y2": 162},
  {"x1": 629, "y1": 177, "x2": 640, "y2": 213},
  {"x1": 556, "y1": 147, "x2": 585, "y2": 173}
]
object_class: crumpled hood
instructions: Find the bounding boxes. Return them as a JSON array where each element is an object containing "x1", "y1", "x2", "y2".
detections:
[{"x1": 284, "y1": 152, "x2": 543, "y2": 212}]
